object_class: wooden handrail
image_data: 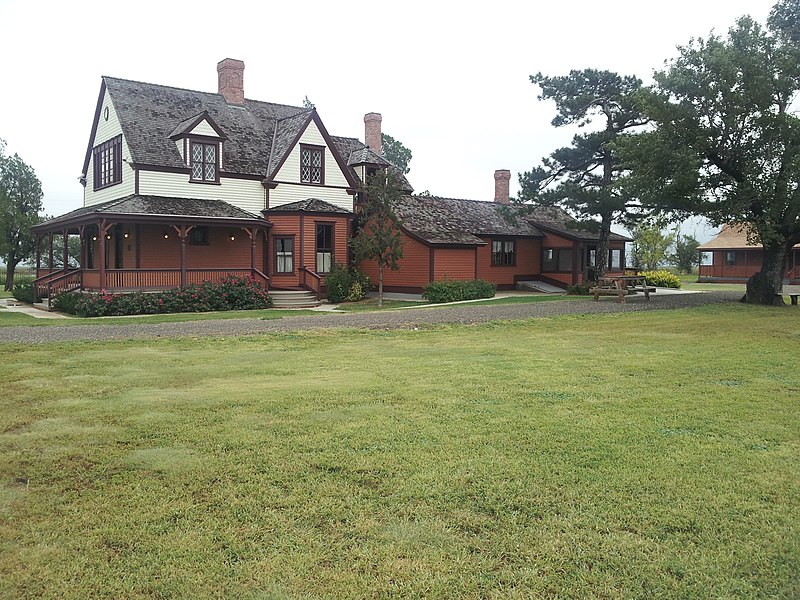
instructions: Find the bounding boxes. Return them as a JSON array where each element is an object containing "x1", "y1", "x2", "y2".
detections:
[
  {"x1": 251, "y1": 269, "x2": 270, "y2": 290},
  {"x1": 33, "y1": 269, "x2": 79, "y2": 303},
  {"x1": 41, "y1": 270, "x2": 81, "y2": 307},
  {"x1": 300, "y1": 267, "x2": 322, "y2": 301}
]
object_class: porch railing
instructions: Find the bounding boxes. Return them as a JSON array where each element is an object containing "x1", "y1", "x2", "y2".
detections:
[
  {"x1": 33, "y1": 269, "x2": 81, "y2": 305},
  {"x1": 300, "y1": 267, "x2": 322, "y2": 301},
  {"x1": 78, "y1": 269, "x2": 269, "y2": 291}
]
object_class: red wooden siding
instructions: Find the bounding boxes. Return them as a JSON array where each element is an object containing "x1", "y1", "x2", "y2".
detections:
[
  {"x1": 358, "y1": 230, "x2": 431, "y2": 291},
  {"x1": 266, "y1": 213, "x2": 352, "y2": 288},
  {"x1": 476, "y1": 237, "x2": 540, "y2": 288},
  {"x1": 433, "y1": 248, "x2": 477, "y2": 281}
]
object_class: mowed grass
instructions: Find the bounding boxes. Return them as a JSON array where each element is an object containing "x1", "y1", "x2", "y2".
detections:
[
  {"x1": 1, "y1": 305, "x2": 798, "y2": 598},
  {"x1": 0, "y1": 307, "x2": 317, "y2": 327}
]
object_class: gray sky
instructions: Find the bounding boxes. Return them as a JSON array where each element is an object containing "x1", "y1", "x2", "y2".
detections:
[{"x1": 0, "y1": 0, "x2": 775, "y2": 242}]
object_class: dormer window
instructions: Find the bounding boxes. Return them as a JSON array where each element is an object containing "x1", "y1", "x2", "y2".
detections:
[
  {"x1": 190, "y1": 140, "x2": 219, "y2": 183},
  {"x1": 93, "y1": 135, "x2": 122, "y2": 190},
  {"x1": 300, "y1": 145, "x2": 324, "y2": 184}
]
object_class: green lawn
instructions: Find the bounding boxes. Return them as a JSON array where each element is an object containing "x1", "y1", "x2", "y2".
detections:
[
  {"x1": 335, "y1": 294, "x2": 578, "y2": 312},
  {"x1": 0, "y1": 307, "x2": 317, "y2": 327},
  {"x1": 1, "y1": 305, "x2": 798, "y2": 598}
]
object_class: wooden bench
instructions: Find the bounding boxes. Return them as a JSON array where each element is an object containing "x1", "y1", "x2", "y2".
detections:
[{"x1": 590, "y1": 276, "x2": 656, "y2": 304}]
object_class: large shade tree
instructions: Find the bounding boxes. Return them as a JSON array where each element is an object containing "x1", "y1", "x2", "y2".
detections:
[
  {"x1": 0, "y1": 140, "x2": 44, "y2": 290},
  {"x1": 619, "y1": 0, "x2": 800, "y2": 304},
  {"x1": 517, "y1": 69, "x2": 648, "y2": 278}
]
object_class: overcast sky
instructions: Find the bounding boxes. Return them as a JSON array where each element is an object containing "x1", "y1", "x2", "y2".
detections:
[{"x1": 0, "y1": 0, "x2": 775, "y2": 242}]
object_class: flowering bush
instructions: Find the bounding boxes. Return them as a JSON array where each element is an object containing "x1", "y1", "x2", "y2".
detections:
[
  {"x1": 51, "y1": 275, "x2": 272, "y2": 317},
  {"x1": 325, "y1": 264, "x2": 370, "y2": 303}
]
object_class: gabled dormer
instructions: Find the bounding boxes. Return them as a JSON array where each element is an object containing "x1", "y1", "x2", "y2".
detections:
[{"x1": 169, "y1": 111, "x2": 228, "y2": 185}]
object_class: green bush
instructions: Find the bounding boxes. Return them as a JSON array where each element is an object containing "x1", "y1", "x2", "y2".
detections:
[
  {"x1": 640, "y1": 270, "x2": 682, "y2": 289},
  {"x1": 422, "y1": 279, "x2": 496, "y2": 303},
  {"x1": 11, "y1": 282, "x2": 34, "y2": 304},
  {"x1": 566, "y1": 283, "x2": 591, "y2": 295},
  {"x1": 53, "y1": 275, "x2": 272, "y2": 317},
  {"x1": 325, "y1": 264, "x2": 370, "y2": 303}
]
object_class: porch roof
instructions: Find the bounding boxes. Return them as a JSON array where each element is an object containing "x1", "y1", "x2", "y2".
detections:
[{"x1": 32, "y1": 195, "x2": 269, "y2": 233}]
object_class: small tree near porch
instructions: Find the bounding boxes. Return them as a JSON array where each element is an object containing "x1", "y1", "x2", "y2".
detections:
[{"x1": 352, "y1": 171, "x2": 404, "y2": 307}]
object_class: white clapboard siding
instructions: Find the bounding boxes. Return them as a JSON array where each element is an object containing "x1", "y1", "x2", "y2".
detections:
[
  {"x1": 138, "y1": 170, "x2": 266, "y2": 214},
  {"x1": 188, "y1": 119, "x2": 219, "y2": 137},
  {"x1": 270, "y1": 183, "x2": 354, "y2": 212},
  {"x1": 84, "y1": 90, "x2": 135, "y2": 207},
  {"x1": 274, "y1": 120, "x2": 350, "y2": 188}
]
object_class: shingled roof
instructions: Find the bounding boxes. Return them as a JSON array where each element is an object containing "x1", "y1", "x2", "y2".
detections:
[
  {"x1": 394, "y1": 196, "x2": 544, "y2": 246},
  {"x1": 527, "y1": 206, "x2": 631, "y2": 242},
  {"x1": 33, "y1": 195, "x2": 264, "y2": 233},
  {"x1": 95, "y1": 77, "x2": 310, "y2": 178},
  {"x1": 264, "y1": 198, "x2": 351, "y2": 214}
]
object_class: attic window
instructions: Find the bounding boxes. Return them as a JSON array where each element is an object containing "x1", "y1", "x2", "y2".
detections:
[
  {"x1": 190, "y1": 140, "x2": 219, "y2": 183},
  {"x1": 92, "y1": 135, "x2": 122, "y2": 190},
  {"x1": 300, "y1": 145, "x2": 324, "y2": 184}
]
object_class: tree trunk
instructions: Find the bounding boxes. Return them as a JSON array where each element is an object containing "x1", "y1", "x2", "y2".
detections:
[
  {"x1": 378, "y1": 263, "x2": 384, "y2": 307},
  {"x1": 3, "y1": 256, "x2": 17, "y2": 291},
  {"x1": 744, "y1": 242, "x2": 790, "y2": 305},
  {"x1": 595, "y1": 216, "x2": 612, "y2": 280}
]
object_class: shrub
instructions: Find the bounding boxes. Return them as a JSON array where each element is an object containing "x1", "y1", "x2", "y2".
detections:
[
  {"x1": 566, "y1": 283, "x2": 591, "y2": 295},
  {"x1": 640, "y1": 270, "x2": 682, "y2": 289},
  {"x1": 325, "y1": 264, "x2": 370, "y2": 303},
  {"x1": 11, "y1": 282, "x2": 34, "y2": 304},
  {"x1": 422, "y1": 279, "x2": 496, "y2": 303},
  {"x1": 53, "y1": 275, "x2": 272, "y2": 317}
]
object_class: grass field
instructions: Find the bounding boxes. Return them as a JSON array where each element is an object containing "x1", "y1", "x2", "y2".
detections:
[{"x1": 1, "y1": 305, "x2": 798, "y2": 598}]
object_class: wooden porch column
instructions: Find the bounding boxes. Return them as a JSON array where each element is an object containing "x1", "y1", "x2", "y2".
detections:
[
  {"x1": 62, "y1": 229, "x2": 69, "y2": 272},
  {"x1": 244, "y1": 227, "x2": 257, "y2": 271},
  {"x1": 78, "y1": 226, "x2": 85, "y2": 269},
  {"x1": 35, "y1": 234, "x2": 41, "y2": 272},
  {"x1": 98, "y1": 219, "x2": 109, "y2": 290},
  {"x1": 172, "y1": 225, "x2": 192, "y2": 288},
  {"x1": 48, "y1": 233, "x2": 54, "y2": 270}
]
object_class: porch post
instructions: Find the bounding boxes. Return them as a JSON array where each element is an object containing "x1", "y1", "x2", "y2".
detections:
[
  {"x1": 62, "y1": 229, "x2": 69, "y2": 272},
  {"x1": 48, "y1": 233, "x2": 54, "y2": 271},
  {"x1": 176, "y1": 225, "x2": 188, "y2": 288},
  {"x1": 78, "y1": 226, "x2": 85, "y2": 269},
  {"x1": 35, "y1": 234, "x2": 41, "y2": 272},
  {"x1": 99, "y1": 219, "x2": 107, "y2": 290}
]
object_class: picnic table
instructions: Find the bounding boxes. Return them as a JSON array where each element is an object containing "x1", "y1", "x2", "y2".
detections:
[{"x1": 590, "y1": 275, "x2": 656, "y2": 303}]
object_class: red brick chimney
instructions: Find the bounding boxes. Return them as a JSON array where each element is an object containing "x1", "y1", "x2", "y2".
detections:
[
  {"x1": 364, "y1": 112, "x2": 382, "y2": 155},
  {"x1": 494, "y1": 169, "x2": 511, "y2": 204},
  {"x1": 217, "y1": 58, "x2": 245, "y2": 105}
]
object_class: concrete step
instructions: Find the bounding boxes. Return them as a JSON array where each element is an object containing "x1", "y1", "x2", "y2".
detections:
[
  {"x1": 516, "y1": 280, "x2": 567, "y2": 294},
  {"x1": 270, "y1": 289, "x2": 322, "y2": 308}
]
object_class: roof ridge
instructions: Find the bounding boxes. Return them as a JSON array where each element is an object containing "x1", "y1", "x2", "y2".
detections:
[{"x1": 102, "y1": 75, "x2": 308, "y2": 112}]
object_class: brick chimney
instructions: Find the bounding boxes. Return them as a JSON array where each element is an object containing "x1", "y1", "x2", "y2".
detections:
[
  {"x1": 364, "y1": 112, "x2": 382, "y2": 155},
  {"x1": 494, "y1": 169, "x2": 511, "y2": 204},
  {"x1": 217, "y1": 58, "x2": 245, "y2": 105}
]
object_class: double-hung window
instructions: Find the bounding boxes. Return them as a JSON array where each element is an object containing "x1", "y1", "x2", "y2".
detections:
[
  {"x1": 316, "y1": 223, "x2": 333, "y2": 273},
  {"x1": 491, "y1": 240, "x2": 515, "y2": 266},
  {"x1": 300, "y1": 145, "x2": 324, "y2": 184},
  {"x1": 543, "y1": 248, "x2": 573, "y2": 272},
  {"x1": 92, "y1": 135, "x2": 122, "y2": 190},
  {"x1": 275, "y1": 237, "x2": 294, "y2": 273},
  {"x1": 190, "y1": 140, "x2": 218, "y2": 182}
]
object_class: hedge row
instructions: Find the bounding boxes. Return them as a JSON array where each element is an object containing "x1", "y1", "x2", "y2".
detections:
[
  {"x1": 52, "y1": 275, "x2": 272, "y2": 317},
  {"x1": 422, "y1": 279, "x2": 496, "y2": 303},
  {"x1": 639, "y1": 270, "x2": 682, "y2": 289}
]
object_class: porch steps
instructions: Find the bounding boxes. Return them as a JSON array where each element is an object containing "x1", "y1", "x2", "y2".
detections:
[
  {"x1": 516, "y1": 280, "x2": 567, "y2": 294},
  {"x1": 270, "y1": 289, "x2": 322, "y2": 308}
]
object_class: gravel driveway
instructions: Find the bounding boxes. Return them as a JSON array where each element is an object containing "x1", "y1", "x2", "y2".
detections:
[{"x1": 0, "y1": 291, "x2": 742, "y2": 344}]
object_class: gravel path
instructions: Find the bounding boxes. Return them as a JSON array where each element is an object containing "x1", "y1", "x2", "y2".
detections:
[{"x1": 0, "y1": 291, "x2": 741, "y2": 344}]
